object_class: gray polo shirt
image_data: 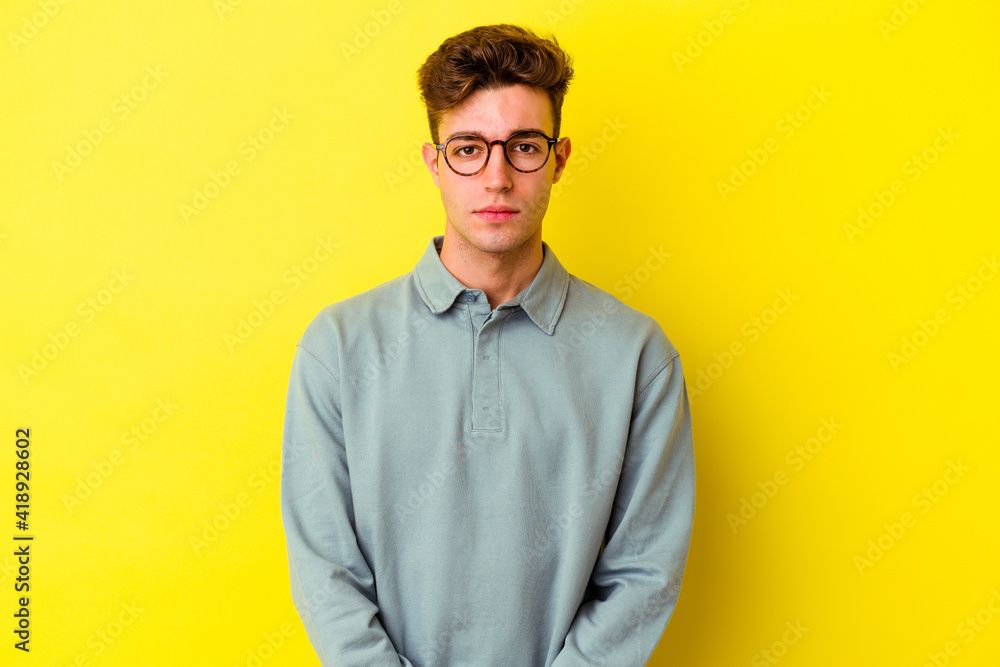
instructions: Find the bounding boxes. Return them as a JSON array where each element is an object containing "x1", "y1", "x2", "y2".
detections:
[{"x1": 280, "y1": 234, "x2": 696, "y2": 666}]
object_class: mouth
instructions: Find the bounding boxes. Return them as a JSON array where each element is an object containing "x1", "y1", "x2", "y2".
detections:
[{"x1": 475, "y1": 206, "x2": 519, "y2": 222}]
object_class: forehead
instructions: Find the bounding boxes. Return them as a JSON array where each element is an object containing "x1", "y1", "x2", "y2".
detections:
[{"x1": 439, "y1": 84, "x2": 553, "y2": 140}]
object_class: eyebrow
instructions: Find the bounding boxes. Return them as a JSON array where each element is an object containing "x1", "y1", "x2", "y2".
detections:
[{"x1": 444, "y1": 127, "x2": 549, "y2": 142}]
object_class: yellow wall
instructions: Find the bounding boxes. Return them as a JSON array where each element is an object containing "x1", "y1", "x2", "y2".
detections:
[{"x1": 3, "y1": 0, "x2": 998, "y2": 665}]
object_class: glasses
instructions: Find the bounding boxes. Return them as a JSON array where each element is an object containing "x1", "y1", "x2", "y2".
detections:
[{"x1": 435, "y1": 130, "x2": 558, "y2": 176}]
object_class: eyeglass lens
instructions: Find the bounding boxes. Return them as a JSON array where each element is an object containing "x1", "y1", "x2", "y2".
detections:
[{"x1": 445, "y1": 132, "x2": 550, "y2": 174}]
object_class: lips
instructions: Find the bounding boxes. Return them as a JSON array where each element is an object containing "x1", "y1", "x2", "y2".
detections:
[
  {"x1": 475, "y1": 206, "x2": 518, "y2": 222},
  {"x1": 477, "y1": 206, "x2": 518, "y2": 213}
]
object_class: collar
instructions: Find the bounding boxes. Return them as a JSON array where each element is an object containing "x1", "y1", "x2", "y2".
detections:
[{"x1": 413, "y1": 235, "x2": 570, "y2": 336}]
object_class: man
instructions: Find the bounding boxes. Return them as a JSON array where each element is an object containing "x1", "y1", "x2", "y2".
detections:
[{"x1": 281, "y1": 23, "x2": 696, "y2": 666}]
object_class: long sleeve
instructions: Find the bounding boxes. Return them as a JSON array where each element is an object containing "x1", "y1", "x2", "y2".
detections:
[
  {"x1": 280, "y1": 343, "x2": 414, "y2": 667},
  {"x1": 551, "y1": 352, "x2": 696, "y2": 667}
]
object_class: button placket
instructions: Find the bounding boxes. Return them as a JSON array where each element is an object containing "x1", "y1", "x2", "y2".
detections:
[{"x1": 471, "y1": 305, "x2": 504, "y2": 431}]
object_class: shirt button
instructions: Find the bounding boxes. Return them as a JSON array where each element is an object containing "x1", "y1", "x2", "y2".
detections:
[{"x1": 466, "y1": 293, "x2": 476, "y2": 301}]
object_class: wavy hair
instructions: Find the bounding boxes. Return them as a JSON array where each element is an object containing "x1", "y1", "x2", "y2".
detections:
[{"x1": 417, "y1": 24, "x2": 574, "y2": 146}]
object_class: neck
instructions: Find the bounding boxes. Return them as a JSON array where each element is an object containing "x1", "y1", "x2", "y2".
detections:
[{"x1": 438, "y1": 228, "x2": 544, "y2": 310}]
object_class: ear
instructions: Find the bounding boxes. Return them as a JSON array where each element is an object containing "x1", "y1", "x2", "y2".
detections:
[
  {"x1": 551, "y1": 137, "x2": 571, "y2": 184},
  {"x1": 422, "y1": 142, "x2": 442, "y2": 188}
]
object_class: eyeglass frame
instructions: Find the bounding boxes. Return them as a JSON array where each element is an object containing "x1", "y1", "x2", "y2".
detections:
[{"x1": 434, "y1": 130, "x2": 559, "y2": 176}]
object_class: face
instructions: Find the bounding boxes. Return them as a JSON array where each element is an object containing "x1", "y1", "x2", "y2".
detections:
[{"x1": 422, "y1": 84, "x2": 571, "y2": 257}]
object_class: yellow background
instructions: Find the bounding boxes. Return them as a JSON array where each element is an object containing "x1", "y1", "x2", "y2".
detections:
[{"x1": 3, "y1": 0, "x2": 998, "y2": 665}]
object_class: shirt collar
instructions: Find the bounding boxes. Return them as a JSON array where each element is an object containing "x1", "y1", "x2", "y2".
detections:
[{"x1": 413, "y1": 235, "x2": 570, "y2": 336}]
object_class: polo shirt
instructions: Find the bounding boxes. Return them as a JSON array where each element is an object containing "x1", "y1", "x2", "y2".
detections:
[{"x1": 280, "y1": 234, "x2": 696, "y2": 666}]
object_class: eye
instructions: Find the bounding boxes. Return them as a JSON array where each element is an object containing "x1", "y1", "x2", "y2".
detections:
[{"x1": 449, "y1": 140, "x2": 485, "y2": 159}]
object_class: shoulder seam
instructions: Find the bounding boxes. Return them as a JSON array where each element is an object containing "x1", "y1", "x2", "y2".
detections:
[
  {"x1": 297, "y1": 342, "x2": 341, "y2": 383},
  {"x1": 636, "y1": 351, "x2": 679, "y2": 397}
]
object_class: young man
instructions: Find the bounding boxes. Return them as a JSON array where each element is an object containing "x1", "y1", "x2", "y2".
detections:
[{"x1": 281, "y1": 23, "x2": 696, "y2": 667}]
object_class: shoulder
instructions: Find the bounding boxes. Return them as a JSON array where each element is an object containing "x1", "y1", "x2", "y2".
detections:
[
  {"x1": 296, "y1": 271, "x2": 415, "y2": 364},
  {"x1": 562, "y1": 274, "x2": 679, "y2": 361},
  {"x1": 559, "y1": 273, "x2": 682, "y2": 396}
]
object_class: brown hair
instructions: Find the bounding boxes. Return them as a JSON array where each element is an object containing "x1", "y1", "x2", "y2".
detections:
[{"x1": 417, "y1": 24, "x2": 574, "y2": 146}]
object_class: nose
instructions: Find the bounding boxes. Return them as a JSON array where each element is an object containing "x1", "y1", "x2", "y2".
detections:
[{"x1": 482, "y1": 141, "x2": 513, "y2": 190}]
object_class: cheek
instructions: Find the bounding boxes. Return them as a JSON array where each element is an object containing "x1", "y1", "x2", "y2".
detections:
[
  {"x1": 441, "y1": 183, "x2": 468, "y2": 213},
  {"x1": 524, "y1": 181, "x2": 552, "y2": 214}
]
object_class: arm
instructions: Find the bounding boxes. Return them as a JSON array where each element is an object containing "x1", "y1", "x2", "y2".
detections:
[
  {"x1": 551, "y1": 352, "x2": 696, "y2": 666},
  {"x1": 281, "y1": 343, "x2": 414, "y2": 667}
]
